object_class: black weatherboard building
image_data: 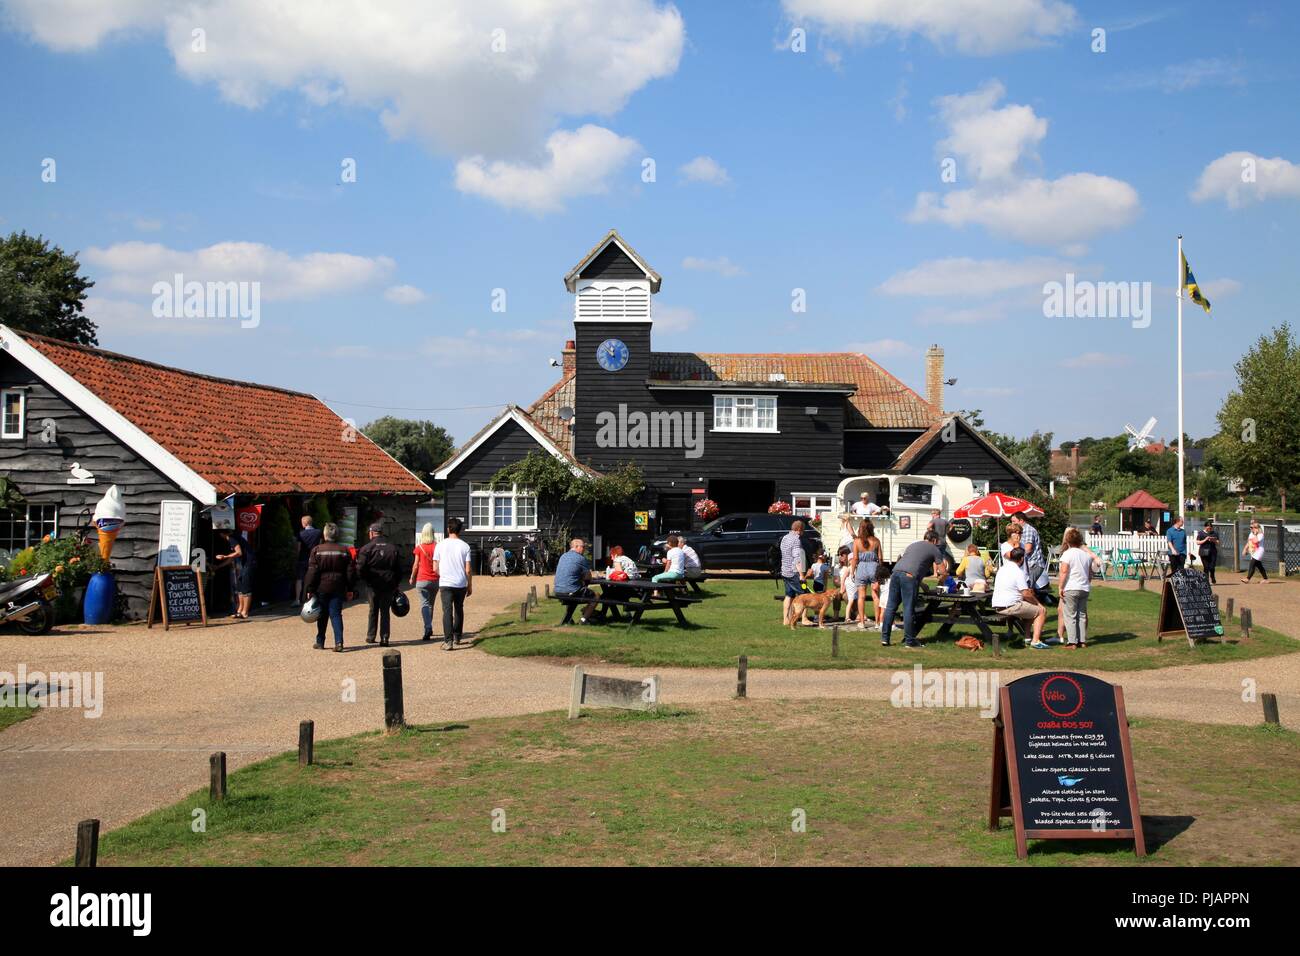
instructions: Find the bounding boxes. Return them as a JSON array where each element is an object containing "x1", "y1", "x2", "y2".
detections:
[{"x1": 435, "y1": 231, "x2": 1035, "y2": 559}]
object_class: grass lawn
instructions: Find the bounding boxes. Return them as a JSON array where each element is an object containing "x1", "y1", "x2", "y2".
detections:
[
  {"x1": 90, "y1": 699, "x2": 1299, "y2": 866},
  {"x1": 474, "y1": 578, "x2": 1297, "y2": 671},
  {"x1": 0, "y1": 702, "x2": 38, "y2": 733}
]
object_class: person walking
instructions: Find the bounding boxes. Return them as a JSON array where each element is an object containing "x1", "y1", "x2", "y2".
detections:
[
  {"x1": 432, "y1": 517, "x2": 473, "y2": 648},
  {"x1": 409, "y1": 523, "x2": 440, "y2": 641},
  {"x1": 357, "y1": 521, "x2": 401, "y2": 646},
  {"x1": 992, "y1": 546, "x2": 1048, "y2": 649},
  {"x1": 1196, "y1": 520, "x2": 1219, "y2": 585},
  {"x1": 879, "y1": 531, "x2": 949, "y2": 649},
  {"x1": 303, "y1": 522, "x2": 357, "y2": 652},
  {"x1": 850, "y1": 519, "x2": 881, "y2": 630},
  {"x1": 1241, "y1": 520, "x2": 1269, "y2": 584},
  {"x1": 1165, "y1": 516, "x2": 1188, "y2": 574},
  {"x1": 1056, "y1": 527, "x2": 1097, "y2": 649},
  {"x1": 778, "y1": 520, "x2": 808, "y2": 626},
  {"x1": 295, "y1": 515, "x2": 322, "y2": 603}
]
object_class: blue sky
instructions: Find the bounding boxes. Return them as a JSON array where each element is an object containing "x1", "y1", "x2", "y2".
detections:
[{"x1": 1, "y1": 0, "x2": 1297, "y2": 449}]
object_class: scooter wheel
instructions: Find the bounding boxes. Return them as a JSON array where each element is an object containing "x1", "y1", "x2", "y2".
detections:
[{"x1": 18, "y1": 604, "x2": 55, "y2": 635}]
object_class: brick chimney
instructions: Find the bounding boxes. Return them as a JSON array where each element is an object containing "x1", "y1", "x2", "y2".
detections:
[
  {"x1": 561, "y1": 339, "x2": 576, "y2": 377},
  {"x1": 925, "y1": 344, "x2": 945, "y2": 412}
]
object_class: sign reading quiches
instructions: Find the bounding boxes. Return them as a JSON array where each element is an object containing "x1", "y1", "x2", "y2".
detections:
[
  {"x1": 989, "y1": 671, "x2": 1145, "y2": 859},
  {"x1": 147, "y1": 565, "x2": 208, "y2": 630},
  {"x1": 1158, "y1": 568, "x2": 1224, "y2": 645},
  {"x1": 157, "y1": 500, "x2": 193, "y2": 567}
]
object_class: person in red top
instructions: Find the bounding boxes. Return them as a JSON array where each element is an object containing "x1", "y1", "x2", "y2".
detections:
[{"x1": 409, "y1": 523, "x2": 440, "y2": 641}]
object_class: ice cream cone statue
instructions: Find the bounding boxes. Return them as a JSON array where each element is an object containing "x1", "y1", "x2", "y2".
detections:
[{"x1": 92, "y1": 485, "x2": 126, "y2": 561}]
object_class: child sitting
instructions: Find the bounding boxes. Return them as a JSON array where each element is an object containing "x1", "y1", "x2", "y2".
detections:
[{"x1": 804, "y1": 550, "x2": 829, "y2": 593}]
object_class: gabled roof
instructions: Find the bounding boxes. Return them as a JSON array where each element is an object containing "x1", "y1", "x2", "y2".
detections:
[
  {"x1": 1, "y1": 327, "x2": 429, "y2": 502},
  {"x1": 650, "y1": 352, "x2": 937, "y2": 428},
  {"x1": 1115, "y1": 490, "x2": 1169, "y2": 510},
  {"x1": 564, "y1": 229, "x2": 662, "y2": 293},
  {"x1": 432, "y1": 403, "x2": 595, "y2": 481},
  {"x1": 891, "y1": 415, "x2": 1042, "y2": 492}
]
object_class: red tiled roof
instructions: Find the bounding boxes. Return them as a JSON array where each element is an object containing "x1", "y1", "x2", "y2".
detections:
[
  {"x1": 649, "y1": 352, "x2": 937, "y2": 428},
  {"x1": 20, "y1": 332, "x2": 429, "y2": 496},
  {"x1": 1115, "y1": 490, "x2": 1169, "y2": 510},
  {"x1": 527, "y1": 373, "x2": 576, "y2": 455}
]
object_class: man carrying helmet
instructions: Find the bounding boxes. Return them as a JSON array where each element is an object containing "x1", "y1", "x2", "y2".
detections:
[
  {"x1": 304, "y1": 523, "x2": 358, "y2": 652},
  {"x1": 357, "y1": 520, "x2": 402, "y2": 646}
]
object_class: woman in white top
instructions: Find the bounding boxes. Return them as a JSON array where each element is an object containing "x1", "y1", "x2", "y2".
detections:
[
  {"x1": 1241, "y1": 520, "x2": 1269, "y2": 583},
  {"x1": 999, "y1": 529, "x2": 1021, "y2": 561},
  {"x1": 1056, "y1": 527, "x2": 1097, "y2": 648}
]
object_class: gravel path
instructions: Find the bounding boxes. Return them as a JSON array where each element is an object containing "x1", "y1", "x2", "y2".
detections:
[{"x1": 2, "y1": 575, "x2": 1297, "y2": 866}]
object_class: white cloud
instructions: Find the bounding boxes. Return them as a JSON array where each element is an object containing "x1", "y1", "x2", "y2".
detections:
[
  {"x1": 879, "y1": 256, "x2": 1077, "y2": 296},
  {"x1": 1191, "y1": 151, "x2": 1300, "y2": 208},
  {"x1": 1, "y1": 0, "x2": 683, "y2": 211},
  {"x1": 653, "y1": 304, "x2": 696, "y2": 333},
  {"x1": 1105, "y1": 58, "x2": 1246, "y2": 94},
  {"x1": 679, "y1": 156, "x2": 731, "y2": 185},
  {"x1": 846, "y1": 338, "x2": 918, "y2": 358},
  {"x1": 454, "y1": 124, "x2": 640, "y2": 214},
  {"x1": 782, "y1": 0, "x2": 1078, "y2": 55},
  {"x1": 681, "y1": 255, "x2": 745, "y2": 277},
  {"x1": 84, "y1": 241, "x2": 395, "y2": 300},
  {"x1": 1202, "y1": 278, "x2": 1241, "y2": 299},
  {"x1": 1060, "y1": 352, "x2": 1132, "y2": 369},
  {"x1": 83, "y1": 296, "x2": 239, "y2": 337},
  {"x1": 911, "y1": 83, "x2": 1139, "y2": 247},
  {"x1": 384, "y1": 284, "x2": 427, "y2": 305}
]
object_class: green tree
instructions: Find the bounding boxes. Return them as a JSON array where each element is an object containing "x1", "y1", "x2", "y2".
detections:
[
  {"x1": 361, "y1": 417, "x2": 455, "y2": 480},
  {"x1": 1213, "y1": 323, "x2": 1300, "y2": 512},
  {"x1": 0, "y1": 232, "x2": 97, "y2": 344}
]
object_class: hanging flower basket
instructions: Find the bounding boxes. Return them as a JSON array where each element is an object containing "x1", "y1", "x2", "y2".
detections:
[
  {"x1": 768, "y1": 500, "x2": 792, "y2": 515},
  {"x1": 694, "y1": 498, "x2": 720, "y2": 521}
]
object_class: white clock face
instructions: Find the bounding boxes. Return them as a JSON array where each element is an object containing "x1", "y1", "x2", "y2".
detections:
[{"x1": 597, "y1": 338, "x2": 629, "y2": 371}]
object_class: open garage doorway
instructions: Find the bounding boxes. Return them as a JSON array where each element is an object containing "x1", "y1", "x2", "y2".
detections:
[{"x1": 707, "y1": 478, "x2": 776, "y2": 516}]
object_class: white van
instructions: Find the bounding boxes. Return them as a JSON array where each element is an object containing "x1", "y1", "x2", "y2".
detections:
[{"x1": 832, "y1": 474, "x2": 977, "y2": 563}]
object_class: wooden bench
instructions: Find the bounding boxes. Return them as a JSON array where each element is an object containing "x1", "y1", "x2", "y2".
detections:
[
  {"x1": 548, "y1": 580, "x2": 700, "y2": 627},
  {"x1": 636, "y1": 563, "x2": 708, "y2": 593}
]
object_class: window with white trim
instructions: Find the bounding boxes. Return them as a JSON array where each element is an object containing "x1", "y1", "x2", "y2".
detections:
[
  {"x1": 713, "y1": 394, "x2": 777, "y2": 433},
  {"x1": 0, "y1": 504, "x2": 58, "y2": 555},
  {"x1": 792, "y1": 494, "x2": 838, "y2": 523},
  {"x1": 468, "y1": 483, "x2": 538, "y2": 531},
  {"x1": 1, "y1": 390, "x2": 25, "y2": 439}
]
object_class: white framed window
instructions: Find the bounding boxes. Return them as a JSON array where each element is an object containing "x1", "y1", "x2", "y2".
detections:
[
  {"x1": 792, "y1": 494, "x2": 838, "y2": 523},
  {"x1": 0, "y1": 503, "x2": 58, "y2": 554},
  {"x1": 468, "y1": 483, "x2": 538, "y2": 531},
  {"x1": 1, "y1": 389, "x2": 25, "y2": 439},
  {"x1": 713, "y1": 394, "x2": 778, "y2": 433}
]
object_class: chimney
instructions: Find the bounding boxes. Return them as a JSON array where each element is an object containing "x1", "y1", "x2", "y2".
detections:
[
  {"x1": 925, "y1": 344, "x2": 945, "y2": 412},
  {"x1": 561, "y1": 339, "x2": 576, "y2": 377},
  {"x1": 1071, "y1": 446, "x2": 1080, "y2": 471}
]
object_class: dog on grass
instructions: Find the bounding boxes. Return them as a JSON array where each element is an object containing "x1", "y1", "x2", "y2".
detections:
[{"x1": 786, "y1": 586, "x2": 842, "y2": 629}]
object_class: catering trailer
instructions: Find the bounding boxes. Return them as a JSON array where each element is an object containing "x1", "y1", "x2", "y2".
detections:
[{"x1": 832, "y1": 474, "x2": 976, "y2": 563}]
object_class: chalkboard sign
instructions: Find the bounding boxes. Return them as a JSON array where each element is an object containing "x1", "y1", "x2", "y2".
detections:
[
  {"x1": 989, "y1": 672, "x2": 1145, "y2": 859},
  {"x1": 147, "y1": 565, "x2": 208, "y2": 630},
  {"x1": 1158, "y1": 568, "x2": 1224, "y2": 646}
]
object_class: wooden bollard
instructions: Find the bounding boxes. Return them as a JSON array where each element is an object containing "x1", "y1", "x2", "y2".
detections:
[
  {"x1": 209, "y1": 752, "x2": 227, "y2": 800},
  {"x1": 1226, "y1": 597, "x2": 1235, "y2": 620},
  {"x1": 383, "y1": 651, "x2": 404, "y2": 731},
  {"x1": 1136, "y1": 574, "x2": 1145, "y2": 591},
  {"x1": 520, "y1": 601, "x2": 528, "y2": 622},
  {"x1": 545, "y1": 583, "x2": 551, "y2": 599},
  {"x1": 529, "y1": 585, "x2": 538, "y2": 608},
  {"x1": 1261, "y1": 692, "x2": 1280, "y2": 726},
  {"x1": 75, "y1": 818, "x2": 99, "y2": 868},
  {"x1": 831, "y1": 625, "x2": 840, "y2": 658},
  {"x1": 1241, "y1": 608, "x2": 1252, "y2": 638},
  {"x1": 737, "y1": 655, "x2": 748, "y2": 699},
  {"x1": 298, "y1": 720, "x2": 314, "y2": 766}
]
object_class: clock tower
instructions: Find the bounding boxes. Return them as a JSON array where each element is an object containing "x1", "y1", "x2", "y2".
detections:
[{"x1": 564, "y1": 230, "x2": 660, "y2": 468}]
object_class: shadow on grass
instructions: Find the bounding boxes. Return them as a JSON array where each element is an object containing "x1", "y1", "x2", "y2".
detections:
[{"x1": 1026, "y1": 814, "x2": 1194, "y2": 859}]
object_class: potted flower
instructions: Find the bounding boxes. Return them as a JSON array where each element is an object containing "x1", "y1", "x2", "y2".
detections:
[
  {"x1": 768, "y1": 500, "x2": 792, "y2": 515},
  {"x1": 694, "y1": 498, "x2": 720, "y2": 522}
]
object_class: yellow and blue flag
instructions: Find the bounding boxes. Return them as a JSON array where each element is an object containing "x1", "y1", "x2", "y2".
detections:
[{"x1": 1181, "y1": 251, "x2": 1211, "y2": 313}]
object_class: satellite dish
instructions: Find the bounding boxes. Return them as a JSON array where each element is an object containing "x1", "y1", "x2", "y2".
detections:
[
  {"x1": 1124, "y1": 416, "x2": 1157, "y2": 451},
  {"x1": 558, "y1": 407, "x2": 574, "y2": 421}
]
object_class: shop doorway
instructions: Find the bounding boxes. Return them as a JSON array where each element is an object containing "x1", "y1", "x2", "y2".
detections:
[
  {"x1": 657, "y1": 493, "x2": 694, "y2": 536},
  {"x1": 707, "y1": 478, "x2": 776, "y2": 517}
]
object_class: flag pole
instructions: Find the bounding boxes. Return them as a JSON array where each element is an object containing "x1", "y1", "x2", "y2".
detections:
[{"x1": 1177, "y1": 234, "x2": 1185, "y2": 523}]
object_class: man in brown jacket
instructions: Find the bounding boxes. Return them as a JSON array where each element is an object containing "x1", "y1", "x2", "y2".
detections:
[{"x1": 304, "y1": 522, "x2": 357, "y2": 651}]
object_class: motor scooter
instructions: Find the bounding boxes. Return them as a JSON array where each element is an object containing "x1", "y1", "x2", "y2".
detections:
[{"x1": 0, "y1": 571, "x2": 58, "y2": 634}]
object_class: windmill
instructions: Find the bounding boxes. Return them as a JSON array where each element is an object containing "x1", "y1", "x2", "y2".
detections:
[{"x1": 1125, "y1": 416, "x2": 1157, "y2": 452}]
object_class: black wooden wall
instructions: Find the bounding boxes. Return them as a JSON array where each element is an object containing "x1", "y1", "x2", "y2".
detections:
[
  {"x1": 909, "y1": 430, "x2": 1030, "y2": 494},
  {"x1": 844, "y1": 429, "x2": 926, "y2": 470}
]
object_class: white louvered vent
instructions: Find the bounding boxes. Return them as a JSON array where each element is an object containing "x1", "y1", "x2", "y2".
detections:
[{"x1": 574, "y1": 282, "x2": 652, "y2": 321}]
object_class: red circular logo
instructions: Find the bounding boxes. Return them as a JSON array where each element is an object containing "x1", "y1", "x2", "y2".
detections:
[{"x1": 1039, "y1": 674, "x2": 1084, "y2": 718}]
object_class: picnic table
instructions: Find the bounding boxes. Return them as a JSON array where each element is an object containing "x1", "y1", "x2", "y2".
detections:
[
  {"x1": 912, "y1": 589, "x2": 1020, "y2": 657},
  {"x1": 550, "y1": 578, "x2": 699, "y2": 627},
  {"x1": 635, "y1": 563, "x2": 708, "y2": 593}
]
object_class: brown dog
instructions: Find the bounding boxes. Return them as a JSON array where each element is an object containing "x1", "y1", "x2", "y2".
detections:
[{"x1": 786, "y1": 586, "x2": 842, "y2": 629}]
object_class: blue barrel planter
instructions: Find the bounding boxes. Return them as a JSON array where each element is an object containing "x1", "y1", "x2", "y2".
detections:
[{"x1": 83, "y1": 571, "x2": 116, "y2": 625}]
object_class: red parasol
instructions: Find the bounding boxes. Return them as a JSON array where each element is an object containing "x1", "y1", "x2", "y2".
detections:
[{"x1": 953, "y1": 492, "x2": 1044, "y2": 520}]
